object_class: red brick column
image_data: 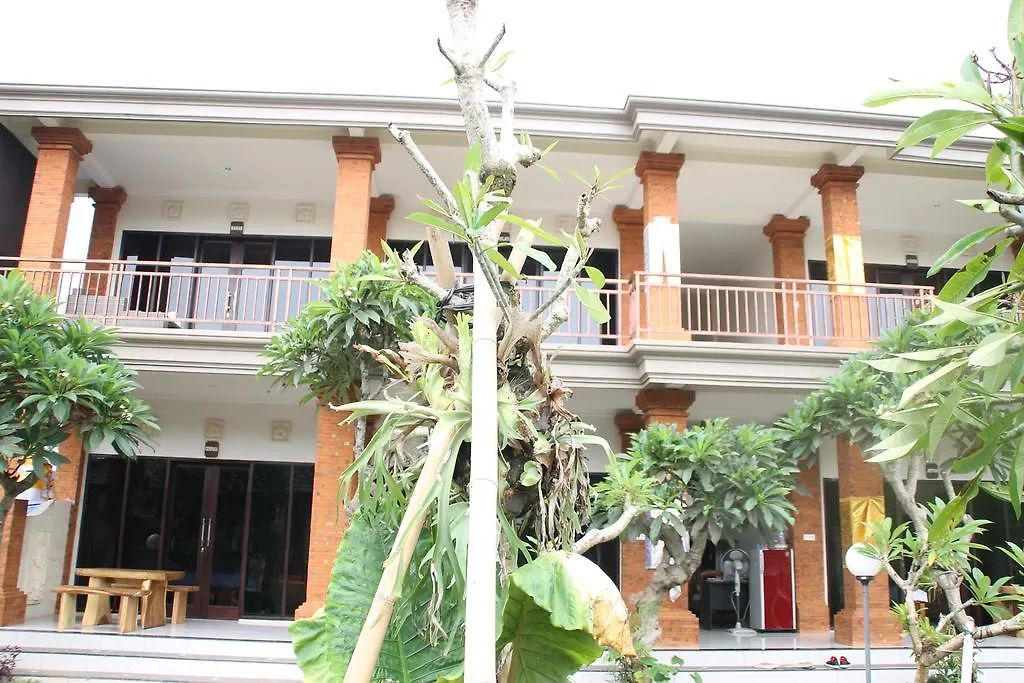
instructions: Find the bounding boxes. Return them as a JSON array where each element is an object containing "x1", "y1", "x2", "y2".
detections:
[
  {"x1": 85, "y1": 186, "x2": 127, "y2": 294},
  {"x1": 635, "y1": 152, "x2": 687, "y2": 340},
  {"x1": 762, "y1": 214, "x2": 811, "y2": 345},
  {"x1": 56, "y1": 432, "x2": 87, "y2": 584},
  {"x1": 20, "y1": 128, "x2": 92, "y2": 289},
  {"x1": 791, "y1": 463, "x2": 829, "y2": 633},
  {"x1": 0, "y1": 499, "x2": 28, "y2": 625},
  {"x1": 294, "y1": 404, "x2": 356, "y2": 618},
  {"x1": 330, "y1": 137, "x2": 381, "y2": 265},
  {"x1": 614, "y1": 411, "x2": 651, "y2": 647},
  {"x1": 832, "y1": 438, "x2": 901, "y2": 645},
  {"x1": 810, "y1": 164, "x2": 871, "y2": 345},
  {"x1": 367, "y1": 195, "x2": 395, "y2": 259},
  {"x1": 613, "y1": 206, "x2": 644, "y2": 343},
  {"x1": 633, "y1": 388, "x2": 700, "y2": 647}
]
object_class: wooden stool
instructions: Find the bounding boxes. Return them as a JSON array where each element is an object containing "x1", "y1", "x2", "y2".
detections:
[{"x1": 167, "y1": 585, "x2": 199, "y2": 624}]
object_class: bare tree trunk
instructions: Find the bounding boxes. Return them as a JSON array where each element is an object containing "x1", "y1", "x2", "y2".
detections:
[
  {"x1": 632, "y1": 526, "x2": 709, "y2": 648},
  {"x1": 0, "y1": 475, "x2": 34, "y2": 537},
  {"x1": 915, "y1": 661, "x2": 931, "y2": 683}
]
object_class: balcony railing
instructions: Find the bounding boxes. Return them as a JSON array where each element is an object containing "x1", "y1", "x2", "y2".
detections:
[
  {"x1": 1, "y1": 259, "x2": 933, "y2": 346},
  {"x1": 631, "y1": 273, "x2": 933, "y2": 346}
]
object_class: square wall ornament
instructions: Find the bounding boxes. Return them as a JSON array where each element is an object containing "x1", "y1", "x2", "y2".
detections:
[
  {"x1": 270, "y1": 420, "x2": 292, "y2": 442},
  {"x1": 162, "y1": 200, "x2": 183, "y2": 221},
  {"x1": 295, "y1": 203, "x2": 316, "y2": 223},
  {"x1": 204, "y1": 418, "x2": 225, "y2": 440},
  {"x1": 228, "y1": 203, "x2": 250, "y2": 222}
]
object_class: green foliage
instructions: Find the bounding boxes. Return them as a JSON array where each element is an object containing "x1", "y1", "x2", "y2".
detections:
[
  {"x1": 260, "y1": 249, "x2": 435, "y2": 404},
  {"x1": 0, "y1": 271, "x2": 156, "y2": 507},
  {"x1": 497, "y1": 553, "x2": 605, "y2": 681},
  {"x1": 290, "y1": 511, "x2": 464, "y2": 683},
  {"x1": 596, "y1": 419, "x2": 798, "y2": 547},
  {"x1": 611, "y1": 650, "x2": 688, "y2": 683}
]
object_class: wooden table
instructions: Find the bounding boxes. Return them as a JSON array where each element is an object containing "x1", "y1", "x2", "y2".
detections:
[{"x1": 76, "y1": 568, "x2": 186, "y2": 629}]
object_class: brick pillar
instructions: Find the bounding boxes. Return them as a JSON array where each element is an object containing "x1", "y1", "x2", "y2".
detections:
[
  {"x1": 614, "y1": 411, "x2": 652, "y2": 649},
  {"x1": 633, "y1": 388, "x2": 700, "y2": 647},
  {"x1": 791, "y1": 462, "x2": 829, "y2": 633},
  {"x1": 294, "y1": 404, "x2": 356, "y2": 618},
  {"x1": 20, "y1": 128, "x2": 92, "y2": 290},
  {"x1": 367, "y1": 195, "x2": 395, "y2": 259},
  {"x1": 635, "y1": 152, "x2": 688, "y2": 341},
  {"x1": 85, "y1": 186, "x2": 127, "y2": 294},
  {"x1": 613, "y1": 206, "x2": 644, "y2": 343},
  {"x1": 763, "y1": 214, "x2": 811, "y2": 345},
  {"x1": 832, "y1": 438, "x2": 901, "y2": 645},
  {"x1": 330, "y1": 137, "x2": 381, "y2": 265},
  {"x1": 55, "y1": 432, "x2": 87, "y2": 584},
  {"x1": 810, "y1": 164, "x2": 871, "y2": 345},
  {"x1": 0, "y1": 499, "x2": 28, "y2": 625}
]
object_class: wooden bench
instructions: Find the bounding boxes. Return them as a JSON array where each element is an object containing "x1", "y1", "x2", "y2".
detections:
[
  {"x1": 52, "y1": 583, "x2": 151, "y2": 634},
  {"x1": 167, "y1": 585, "x2": 198, "y2": 624}
]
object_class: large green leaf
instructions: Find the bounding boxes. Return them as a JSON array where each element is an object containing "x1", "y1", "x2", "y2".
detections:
[
  {"x1": 894, "y1": 110, "x2": 996, "y2": 154},
  {"x1": 927, "y1": 224, "x2": 1011, "y2": 276},
  {"x1": 497, "y1": 553, "x2": 607, "y2": 682},
  {"x1": 864, "y1": 81, "x2": 995, "y2": 108},
  {"x1": 290, "y1": 512, "x2": 464, "y2": 683}
]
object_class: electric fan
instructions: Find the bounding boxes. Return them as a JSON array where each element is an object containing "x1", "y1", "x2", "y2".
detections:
[{"x1": 721, "y1": 547, "x2": 756, "y2": 636}]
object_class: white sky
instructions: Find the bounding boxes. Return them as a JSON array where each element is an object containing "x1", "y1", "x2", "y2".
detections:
[{"x1": 0, "y1": 0, "x2": 1009, "y2": 114}]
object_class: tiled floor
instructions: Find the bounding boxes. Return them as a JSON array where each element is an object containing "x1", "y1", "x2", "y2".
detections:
[
  {"x1": 3, "y1": 615, "x2": 292, "y2": 641},
  {"x1": 697, "y1": 627, "x2": 1024, "y2": 650}
]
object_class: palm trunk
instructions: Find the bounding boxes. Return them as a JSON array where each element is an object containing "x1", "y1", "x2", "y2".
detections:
[{"x1": 344, "y1": 420, "x2": 459, "y2": 682}]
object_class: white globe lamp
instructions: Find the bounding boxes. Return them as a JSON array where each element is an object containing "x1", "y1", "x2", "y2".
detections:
[{"x1": 845, "y1": 543, "x2": 883, "y2": 683}]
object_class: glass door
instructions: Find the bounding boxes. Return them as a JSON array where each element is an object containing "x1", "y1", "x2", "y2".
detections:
[
  {"x1": 165, "y1": 463, "x2": 251, "y2": 619},
  {"x1": 191, "y1": 240, "x2": 274, "y2": 330}
]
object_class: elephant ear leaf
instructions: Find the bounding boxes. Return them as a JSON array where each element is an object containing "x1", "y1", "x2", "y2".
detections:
[
  {"x1": 289, "y1": 512, "x2": 465, "y2": 683},
  {"x1": 497, "y1": 552, "x2": 633, "y2": 682}
]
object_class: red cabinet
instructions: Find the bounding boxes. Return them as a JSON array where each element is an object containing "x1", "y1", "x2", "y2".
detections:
[{"x1": 749, "y1": 548, "x2": 796, "y2": 631}]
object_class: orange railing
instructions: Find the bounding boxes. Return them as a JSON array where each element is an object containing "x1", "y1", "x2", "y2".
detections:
[
  {"x1": 629, "y1": 272, "x2": 933, "y2": 345},
  {"x1": 1, "y1": 258, "x2": 333, "y2": 333},
  {"x1": 0, "y1": 259, "x2": 933, "y2": 346}
]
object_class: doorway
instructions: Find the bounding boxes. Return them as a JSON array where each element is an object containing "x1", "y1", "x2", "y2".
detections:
[
  {"x1": 193, "y1": 239, "x2": 274, "y2": 331},
  {"x1": 164, "y1": 463, "x2": 249, "y2": 619},
  {"x1": 75, "y1": 455, "x2": 313, "y2": 620}
]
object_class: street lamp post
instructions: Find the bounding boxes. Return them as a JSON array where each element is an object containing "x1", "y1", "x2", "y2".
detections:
[{"x1": 845, "y1": 543, "x2": 883, "y2": 683}]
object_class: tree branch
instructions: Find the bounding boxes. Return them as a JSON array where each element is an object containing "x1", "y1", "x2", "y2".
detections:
[
  {"x1": 935, "y1": 569, "x2": 976, "y2": 635},
  {"x1": 533, "y1": 186, "x2": 602, "y2": 338},
  {"x1": 479, "y1": 24, "x2": 506, "y2": 67},
  {"x1": 399, "y1": 249, "x2": 448, "y2": 299},
  {"x1": 572, "y1": 505, "x2": 640, "y2": 554},
  {"x1": 388, "y1": 124, "x2": 458, "y2": 216},
  {"x1": 920, "y1": 610, "x2": 1024, "y2": 667}
]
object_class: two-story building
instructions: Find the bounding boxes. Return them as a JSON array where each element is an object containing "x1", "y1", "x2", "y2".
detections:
[{"x1": 0, "y1": 84, "x2": 1016, "y2": 660}]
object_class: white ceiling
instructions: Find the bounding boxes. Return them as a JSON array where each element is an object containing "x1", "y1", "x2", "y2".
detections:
[{"x1": 2, "y1": 116, "x2": 1000, "y2": 275}]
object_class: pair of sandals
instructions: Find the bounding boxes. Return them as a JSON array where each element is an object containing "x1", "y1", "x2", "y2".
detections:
[{"x1": 825, "y1": 656, "x2": 852, "y2": 669}]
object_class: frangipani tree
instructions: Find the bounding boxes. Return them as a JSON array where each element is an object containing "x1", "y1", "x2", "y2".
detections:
[
  {"x1": 845, "y1": 1, "x2": 1024, "y2": 678},
  {"x1": 586, "y1": 420, "x2": 800, "y2": 651},
  {"x1": 780, "y1": 313, "x2": 1024, "y2": 683},
  {"x1": 0, "y1": 271, "x2": 157, "y2": 533}
]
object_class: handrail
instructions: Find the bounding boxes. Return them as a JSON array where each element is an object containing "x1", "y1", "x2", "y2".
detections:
[{"x1": 0, "y1": 258, "x2": 934, "y2": 346}]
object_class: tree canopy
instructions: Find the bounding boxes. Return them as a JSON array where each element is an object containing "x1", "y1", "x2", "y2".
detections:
[{"x1": 0, "y1": 271, "x2": 157, "y2": 531}]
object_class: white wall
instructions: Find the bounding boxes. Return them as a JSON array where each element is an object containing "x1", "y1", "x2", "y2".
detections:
[
  {"x1": 19, "y1": 500, "x2": 72, "y2": 619},
  {"x1": 119, "y1": 396, "x2": 318, "y2": 463}
]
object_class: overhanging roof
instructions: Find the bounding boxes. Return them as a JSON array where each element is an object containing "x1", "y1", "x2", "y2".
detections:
[{"x1": 0, "y1": 84, "x2": 993, "y2": 166}]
